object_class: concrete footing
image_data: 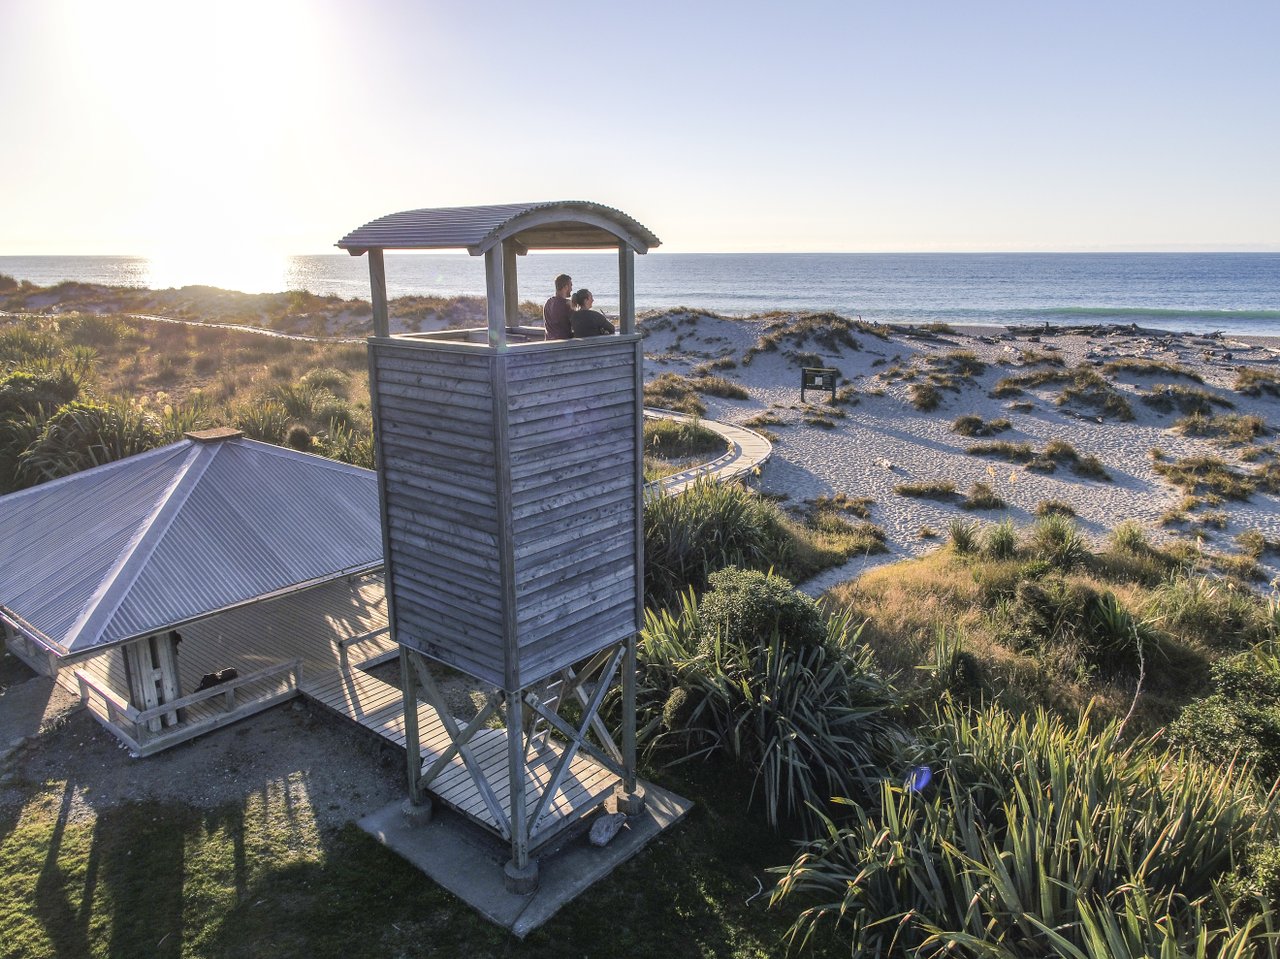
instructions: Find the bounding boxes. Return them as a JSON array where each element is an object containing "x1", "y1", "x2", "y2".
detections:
[
  {"x1": 359, "y1": 779, "x2": 691, "y2": 938},
  {"x1": 612, "y1": 783, "x2": 647, "y2": 816},
  {"x1": 401, "y1": 796, "x2": 433, "y2": 826},
  {"x1": 503, "y1": 858, "x2": 540, "y2": 895}
]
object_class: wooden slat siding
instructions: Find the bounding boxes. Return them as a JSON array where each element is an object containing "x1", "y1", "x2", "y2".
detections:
[
  {"x1": 512, "y1": 484, "x2": 633, "y2": 537},
  {"x1": 505, "y1": 378, "x2": 635, "y2": 414},
  {"x1": 512, "y1": 500, "x2": 634, "y2": 558},
  {"x1": 505, "y1": 339, "x2": 635, "y2": 380},
  {"x1": 386, "y1": 523, "x2": 499, "y2": 582},
  {"x1": 384, "y1": 539, "x2": 502, "y2": 604},
  {"x1": 384, "y1": 484, "x2": 499, "y2": 538},
  {"x1": 519, "y1": 568, "x2": 634, "y2": 631},
  {"x1": 509, "y1": 430, "x2": 632, "y2": 471},
  {"x1": 382, "y1": 464, "x2": 498, "y2": 512},
  {"x1": 372, "y1": 362, "x2": 494, "y2": 395},
  {"x1": 375, "y1": 340, "x2": 493, "y2": 374},
  {"x1": 507, "y1": 405, "x2": 635, "y2": 448},
  {"x1": 392, "y1": 587, "x2": 503, "y2": 655},
  {"x1": 389, "y1": 566, "x2": 503, "y2": 631},
  {"x1": 506, "y1": 361, "x2": 635, "y2": 396},
  {"x1": 374, "y1": 385, "x2": 494, "y2": 425},
  {"x1": 375, "y1": 410, "x2": 501, "y2": 454},
  {"x1": 522, "y1": 610, "x2": 638, "y2": 681}
]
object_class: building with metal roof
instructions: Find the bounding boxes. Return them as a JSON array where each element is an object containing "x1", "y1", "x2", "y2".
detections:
[
  {"x1": 0, "y1": 428, "x2": 390, "y2": 755},
  {"x1": 0, "y1": 428, "x2": 382, "y2": 659}
]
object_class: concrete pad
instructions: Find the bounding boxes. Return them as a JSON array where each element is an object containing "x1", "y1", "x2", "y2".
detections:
[{"x1": 359, "y1": 780, "x2": 692, "y2": 938}]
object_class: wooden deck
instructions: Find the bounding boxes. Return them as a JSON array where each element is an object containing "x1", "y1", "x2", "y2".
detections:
[{"x1": 299, "y1": 659, "x2": 618, "y2": 849}]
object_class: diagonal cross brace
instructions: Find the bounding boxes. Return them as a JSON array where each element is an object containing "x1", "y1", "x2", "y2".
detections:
[
  {"x1": 526, "y1": 646, "x2": 623, "y2": 838},
  {"x1": 410, "y1": 653, "x2": 510, "y2": 837}
]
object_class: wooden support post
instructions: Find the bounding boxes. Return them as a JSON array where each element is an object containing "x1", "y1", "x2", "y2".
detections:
[
  {"x1": 124, "y1": 638, "x2": 163, "y2": 734},
  {"x1": 613, "y1": 633, "x2": 646, "y2": 816},
  {"x1": 156, "y1": 632, "x2": 181, "y2": 727},
  {"x1": 618, "y1": 243, "x2": 636, "y2": 334},
  {"x1": 503, "y1": 690, "x2": 539, "y2": 893},
  {"x1": 400, "y1": 647, "x2": 423, "y2": 806},
  {"x1": 502, "y1": 242, "x2": 519, "y2": 330},
  {"x1": 368, "y1": 249, "x2": 389, "y2": 338},
  {"x1": 485, "y1": 242, "x2": 507, "y2": 350}
]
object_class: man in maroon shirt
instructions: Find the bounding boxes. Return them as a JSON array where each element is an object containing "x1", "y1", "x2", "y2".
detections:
[{"x1": 543, "y1": 273, "x2": 573, "y2": 340}]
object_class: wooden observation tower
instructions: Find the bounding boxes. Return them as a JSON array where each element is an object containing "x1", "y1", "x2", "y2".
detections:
[{"x1": 338, "y1": 202, "x2": 659, "y2": 892}]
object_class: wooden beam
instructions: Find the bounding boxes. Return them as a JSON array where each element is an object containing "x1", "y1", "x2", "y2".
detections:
[
  {"x1": 368, "y1": 249, "x2": 390, "y2": 338},
  {"x1": 484, "y1": 243, "x2": 507, "y2": 349},
  {"x1": 502, "y1": 242, "x2": 520, "y2": 330},
  {"x1": 618, "y1": 244, "x2": 636, "y2": 334}
]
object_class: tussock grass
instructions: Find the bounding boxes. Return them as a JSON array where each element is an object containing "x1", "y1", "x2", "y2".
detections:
[
  {"x1": 908, "y1": 382, "x2": 942, "y2": 411},
  {"x1": 1036, "y1": 499, "x2": 1077, "y2": 517},
  {"x1": 894, "y1": 480, "x2": 956, "y2": 500},
  {"x1": 1175, "y1": 412, "x2": 1268, "y2": 444},
  {"x1": 1153, "y1": 455, "x2": 1256, "y2": 500},
  {"x1": 1104, "y1": 357, "x2": 1204, "y2": 382},
  {"x1": 968, "y1": 439, "x2": 1110, "y2": 480},
  {"x1": 962, "y1": 481, "x2": 1006, "y2": 510},
  {"x1": 1142, "y1": 383, "x2": 1234, "y2": 415},
  {"x1": 643, "y1": 417, "x2": 726, "y2": 460},
  {"x1": 1234, "y1": 367, "x2": 1280, "y2": 397},
  {"x1": 811, "y1": 492, "x2": 874, "y2": 519},
  {"x1": 742, "y1": 312, "x2": 866, "y2": 364},
  {"x1": 643, "y1": 372, "x2": 706, "y2": 416},
  {"x1": 691, "y1": 375, "x2": 749, "y2": 400},
  {"x1": 951, "y1": 414, "x2": 1012, "y2": 437},
  {"x1": 992, "y1": 365, "x2": 1134, "y2": 420}
]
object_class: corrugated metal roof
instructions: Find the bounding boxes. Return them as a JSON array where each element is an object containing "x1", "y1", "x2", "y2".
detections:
[
  {"x1": 336, "y1": 201, "x2": 661, "y2": 254},
  {"x1": 0, "y1": 436, "x2": 383, "y2": 657}
]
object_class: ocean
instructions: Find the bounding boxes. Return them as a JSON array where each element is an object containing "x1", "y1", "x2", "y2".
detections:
[{"x1": 2, "y1": 252, "x2": 1278, "y2": 337}]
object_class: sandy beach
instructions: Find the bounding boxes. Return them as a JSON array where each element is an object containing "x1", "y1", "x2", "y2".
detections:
[{"x1": 637, "y1": 312, "x2": 1280, "y2": 594}]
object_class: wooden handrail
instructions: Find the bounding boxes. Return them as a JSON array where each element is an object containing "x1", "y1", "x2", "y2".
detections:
[
  {"x1": 74, "y1": 669, "x2": 142, "y2": 724},
  {"x1": 133, "y1": 658, "x2": 302, "y2": 723}
]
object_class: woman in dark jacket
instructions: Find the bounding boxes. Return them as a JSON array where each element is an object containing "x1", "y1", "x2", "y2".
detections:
[{"x1": 570, "y1": 289, "x2": 616, "y2": 338}]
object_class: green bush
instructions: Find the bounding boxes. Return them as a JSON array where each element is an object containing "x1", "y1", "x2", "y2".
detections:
[
  {"x1": 982, "y1": 518, "x2": 1018, "y2": 559},
  {"x1": 1170, "y1": 649, "x2": 1280, "y2": 782},
  {"x1": 638, "y1": 591, "x2": 902, "y2": 830},
  {"x1": 775, "y1": 703, "x2": 1279, "y2": 957},
  {"x1": 696, "y1": 567, "x2": 825, "y2": 652},
  {"x1": 643, "y1": 479, "x2": 789, "y2": 608}
]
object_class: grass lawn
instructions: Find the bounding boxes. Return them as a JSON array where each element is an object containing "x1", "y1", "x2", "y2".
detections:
[{"x1": 0, "y1": 758, "x2": 834, "y2": 959}]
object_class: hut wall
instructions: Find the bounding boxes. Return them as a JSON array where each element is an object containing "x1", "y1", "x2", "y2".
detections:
[
  {"x1": 507, "y1": 340, "x2": 639, "y2": 681},
  {"x1": 370, "y1": 340, "x2": 506, "y2": 685},
  {"x1": 369, "y1": 336, "x2": 642, "y2": 689}
]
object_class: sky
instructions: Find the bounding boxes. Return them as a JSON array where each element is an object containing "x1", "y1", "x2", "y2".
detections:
[{"x1": 1, "y1": 0, "x2": 1278, "y2": 257}]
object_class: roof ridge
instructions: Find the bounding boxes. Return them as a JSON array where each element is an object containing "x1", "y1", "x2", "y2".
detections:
[{"x1": 61, "y1": 440, "x2": 217, "y2": 652}]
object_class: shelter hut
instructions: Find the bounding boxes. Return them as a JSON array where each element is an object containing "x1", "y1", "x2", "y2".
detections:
[
  {"x1": 337, "y1": 201, "x2": 659, "y2": 891},
  {"x1": 0, "y1": 429, "x2": 391, "y2": 755}
]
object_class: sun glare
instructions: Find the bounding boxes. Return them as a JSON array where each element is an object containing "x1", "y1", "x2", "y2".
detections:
[{"x1": 144, "y1": 245, "x2": 293, "y2": 294}]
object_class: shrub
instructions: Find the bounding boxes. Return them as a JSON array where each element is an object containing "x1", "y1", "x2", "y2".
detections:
[
  {"x1": 775, "y1": 703, "x2": 1279, "y2": 958},
  {"x1": 298, "y1": 366, "x2": 350, "y2": 395},
  {"x1": 696, "y1": 567, "x2": 826, "y2": 652},
  {"x1": 639, "y1": 591, "x2": 903, "y2": 830},
  {"x1": 1176, "y1": 412, "x2": 1268, "y2": 444},
  {"x1": 285, "y1": 424, "x2": 313, "y2": 451},
  {"x1": 1170, "y1": 648, "x2": 1280, "y2": 782}
]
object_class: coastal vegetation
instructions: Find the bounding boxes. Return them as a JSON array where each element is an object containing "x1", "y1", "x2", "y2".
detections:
[{"x1": 6, "y1": 291, "x2": 1280, "y2": 956}]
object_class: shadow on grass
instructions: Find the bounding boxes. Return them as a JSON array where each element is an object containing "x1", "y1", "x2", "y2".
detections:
[{"x1": 2, "y1": 761, "x2": 839, "y2": 959}]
